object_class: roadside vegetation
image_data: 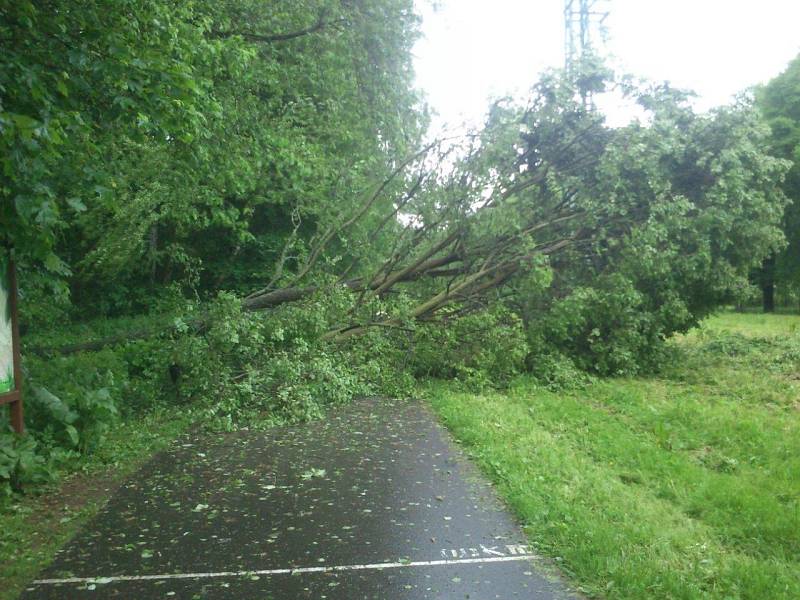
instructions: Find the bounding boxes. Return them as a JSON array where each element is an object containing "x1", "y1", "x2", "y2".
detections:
[
  {"x1": 2, "y1": 2, "x2": 800, "y2": 598},
  {"x1": 425, "y1": 312, "x2": 800, "y2": 599}
]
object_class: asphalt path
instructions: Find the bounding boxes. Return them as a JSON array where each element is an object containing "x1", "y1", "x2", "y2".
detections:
[{"x1": 22, "y1": 397, "x2": 578, "y2": 599}]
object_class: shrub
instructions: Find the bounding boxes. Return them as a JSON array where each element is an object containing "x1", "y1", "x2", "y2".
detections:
[
  {"x1": 0, "y1": 431, "x2": 51, "y2": 498},
  {"x1": 528, "y1": 276, "x2": 680, "y2": 376},
  {"x1": 410, "y1": 307, "x2": 529, "y2": 386}
]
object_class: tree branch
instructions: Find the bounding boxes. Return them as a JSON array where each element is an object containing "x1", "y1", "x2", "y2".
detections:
[{"x1": 210, "y1": 10, "x2": 342, "y2": 44}]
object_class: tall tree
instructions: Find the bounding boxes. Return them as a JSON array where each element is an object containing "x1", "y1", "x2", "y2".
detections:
[
  {"x1": 1, "y1": 0, "x2": 219, "y2": 271},
  {"x1": 756, "y1": 54, "x2": 800, "y2": 311},
  {"x1": 239, "y1": 69, "x2": 787, "y2": 372},
  {"x1": 2, "y1": 0, "x2": 425, "y2": 317}
]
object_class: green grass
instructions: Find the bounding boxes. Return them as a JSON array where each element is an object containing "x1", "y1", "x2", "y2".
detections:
[
  {"x1": 0, "y1": 407, "x2": 196, "y2": 600},
  {"x1": 424, "y1": 312, "x2": 800, "y2": 599},
  {"x1": 692, "y1": 310, "x2": 800, "y2": 338}
]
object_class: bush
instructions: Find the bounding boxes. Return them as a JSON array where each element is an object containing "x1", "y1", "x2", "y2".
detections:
[
  {"x1": 528, "y1": 276, "x2": 681, "y2": 376},
  {"x1": 0, "y1": 431, "x2": 51, "y2": 498},
  {"x1": 522, "y1": 349, "x2": 593, "y2": 391},
  {"x1": 410, "y1": 307, "x2": 529, "y2": 386},
  {"x1": 25, "y1": 348, "x2": 124, "y2": 453}
]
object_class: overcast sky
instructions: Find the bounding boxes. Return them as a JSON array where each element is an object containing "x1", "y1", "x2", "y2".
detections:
[{"x1": 413, "y1": 0, "x2": 800, "y2": 132}]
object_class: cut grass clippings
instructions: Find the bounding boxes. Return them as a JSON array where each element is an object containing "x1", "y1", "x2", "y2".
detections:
[{"x1": 424, "y1": 312, "x2": 800, "y2": 599}]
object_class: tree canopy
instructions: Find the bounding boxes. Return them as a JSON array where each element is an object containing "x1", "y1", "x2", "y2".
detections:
[
  {"x1": 756, "y1": 53, "x2": 800, "y2": 308},
  {"x1": 2, "y1": 0, "x2": 424, "y2": 314}
]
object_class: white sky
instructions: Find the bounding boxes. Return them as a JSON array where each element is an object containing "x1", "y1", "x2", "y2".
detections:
[{"x1": 413, "y1": 0, "x2": 800, "y2": 132}]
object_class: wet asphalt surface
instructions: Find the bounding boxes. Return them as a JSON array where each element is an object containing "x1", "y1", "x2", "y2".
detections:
[{"x1": 21, "y1": 397, "x2": 577, "y2": 599}]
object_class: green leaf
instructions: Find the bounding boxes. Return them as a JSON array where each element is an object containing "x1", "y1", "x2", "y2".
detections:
[
  {"x1": 66, "y1": 197, "x2": 87, "y2": 212},
  {"x1": 65, "y1": 425, "x2": 79, "y2": 447}
]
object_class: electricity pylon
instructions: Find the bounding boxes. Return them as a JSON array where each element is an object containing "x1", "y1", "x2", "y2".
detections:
[{"x1": 564, "y1": 0, "x2": 610, "y2": 70}]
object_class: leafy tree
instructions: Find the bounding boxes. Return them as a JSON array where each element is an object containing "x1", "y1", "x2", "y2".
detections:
[
  {"x1": 4, "y1": 0, "x2": 791, "y2": 431},
  {"x1": 3, "y1": 3, "x2": 794, "y2": 485},
  {"x1": 2, "y1": 0, "x2": 425, "y2": 317},
  {"x1": 66, "y1": 0, "x2": 425, "y2": 314},
  {"x1": 25, "y1": 62, "x2": 787, "y2": 378},
  {"x1": 756, "y1": 54, "x2": 800, "y2": 311},
  {"x1": 1, "y1": 0, "x2": 219, "y2": 274}
]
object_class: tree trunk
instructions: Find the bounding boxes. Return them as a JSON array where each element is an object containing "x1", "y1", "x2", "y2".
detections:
[
  {"x1": 761, "y1": 254, "x2": 776, "y2": 313},
  {"x1": 763, "y1": 282, "x2": 775, "y2": 313}
]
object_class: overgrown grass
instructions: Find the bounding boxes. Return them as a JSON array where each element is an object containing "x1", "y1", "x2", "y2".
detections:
[
  {"x1": 0, "y1": 407, "x2": 196, "y2": 600},
  {"x1": 424, "y1": 312, "x2": 800, "y2": 599}
]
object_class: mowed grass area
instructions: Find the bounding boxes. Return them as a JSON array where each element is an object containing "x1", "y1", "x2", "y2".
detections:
[
  {"x1": 424, "y1": 312, "x2": 800, "y2": 599},
  {"x1": 694, "y1": 311, "x2": 800, "y2": 337}
]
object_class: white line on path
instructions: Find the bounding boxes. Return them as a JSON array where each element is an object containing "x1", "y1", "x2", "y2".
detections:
[{"x1": 33, "y1": 554, "x2": 541, "y2": 586}]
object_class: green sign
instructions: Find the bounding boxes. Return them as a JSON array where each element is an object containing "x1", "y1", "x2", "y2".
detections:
[{"x1": 0, "y1": 257, "x2": 13, "y2": 394}]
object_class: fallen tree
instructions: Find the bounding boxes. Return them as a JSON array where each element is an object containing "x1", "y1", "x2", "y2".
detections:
[{"x1": 30, "y1": 69, "x2": 788, "y2": 365}]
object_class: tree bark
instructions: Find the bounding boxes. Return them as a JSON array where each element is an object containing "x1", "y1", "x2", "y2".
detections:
[{"x1": 761, "y1": 253, "x2": 776, "y2": 313}]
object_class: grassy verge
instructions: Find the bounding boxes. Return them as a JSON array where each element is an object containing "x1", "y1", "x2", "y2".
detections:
[
  {"x1": 693, "y1": 310, "x2": 800, "y2": 337},
  {"x1": 424, "y1": 312, "x2": 800, "y2": 599},
  {"x1": 0, "y1": 407, "x2": 196, "y2": 600}
]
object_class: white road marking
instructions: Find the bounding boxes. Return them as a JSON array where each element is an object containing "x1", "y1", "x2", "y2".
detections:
[
  {"x1": 440, "y1": 544, "x2": 532, "y2": 559},
  {"x1": 33, "y1": 555, "x2": 541, "y2": 586}
]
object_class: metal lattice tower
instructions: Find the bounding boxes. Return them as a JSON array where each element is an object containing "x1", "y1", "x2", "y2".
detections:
[{"x1": 564, "y1": 0, "x2": 610, "y2": 70}]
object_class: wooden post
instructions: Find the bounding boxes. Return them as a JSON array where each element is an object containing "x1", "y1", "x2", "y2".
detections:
[{"x1": 0, "y1": 259, "x2": 23, "y2": 433}]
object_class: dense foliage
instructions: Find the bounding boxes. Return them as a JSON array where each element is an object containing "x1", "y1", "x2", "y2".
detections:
[
  {"x1": 0, "y1": 2, "x2": 793, "y2": 497},
  {"x1": 2, "y1": 0, "x2": 424, "y2": 315},
  {"x1": 756, "y1": 53, "x2": 800, "y2": 309},
  {"x1": 511, "y1": 81, "x2": 788, "y2": 373}
]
